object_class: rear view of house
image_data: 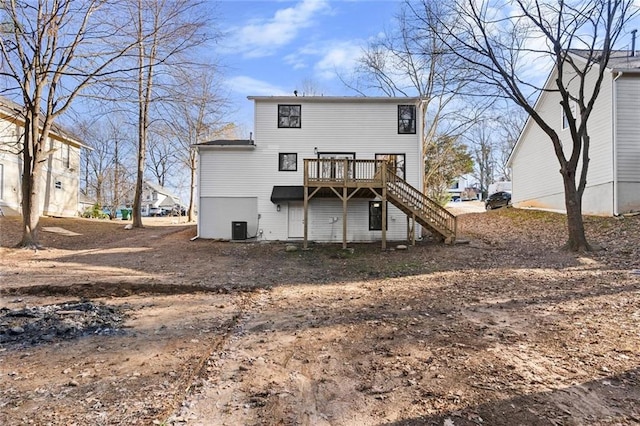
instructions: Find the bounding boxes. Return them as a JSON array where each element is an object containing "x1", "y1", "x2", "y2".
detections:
[{"x1": 195, "y1": 96, "x2": 456, "y2": 247}]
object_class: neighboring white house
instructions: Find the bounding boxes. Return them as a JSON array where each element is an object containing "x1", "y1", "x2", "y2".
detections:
[
  {"x1": 195, "y1": 96, "x2": 457, "y2": 245},
  {"x1": 140, "y1": 180, "x2": 182, "y2": 216},
  {"x1": 0, "y1": 96, "x2": 85, "y2": 217},
  {"x1": 448, "y1": 174, "x2": 479, "y2": 201},
  {"x1": 508, "y1": 50, "x2": 640, "y2": 216}
]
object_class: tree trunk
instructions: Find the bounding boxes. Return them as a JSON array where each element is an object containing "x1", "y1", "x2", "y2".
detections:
[
  {"x1": 20, "y1": 154, "x2": 41, "y2": 248},
  {"x1": 132, "y1": 115, "x2": 145, "y2": 228},
  {"x1": 562, "y1": 173, "x2": 591, "y2": 251},
  {"x1": 19, "y1": 113, "x2": 42, "y2": 248}
]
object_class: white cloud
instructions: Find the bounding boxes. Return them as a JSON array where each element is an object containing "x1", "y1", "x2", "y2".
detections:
[
  {"x1": 284, "y1": 53, "x2": 308, "y2": 70},
  {"x1": 225, "y1": 0, "x2": 331, "y2": 58},
  {"x1": 281, "y1": 40, "x2": 364, "y2": 80},
  {"x1": 314, "y1": 41, "x2": 363, "y2": 80},
  {"x1": 226, "y1": 76, "x2": 288, "y2": 96}
]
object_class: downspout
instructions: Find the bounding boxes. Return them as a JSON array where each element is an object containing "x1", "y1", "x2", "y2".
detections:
[
  {"x1": 612, "y1": 71, "x2": 623, "y2": 216},
  {"x1": 191, "y1": 146, "x2": 201, "y2": 240}
]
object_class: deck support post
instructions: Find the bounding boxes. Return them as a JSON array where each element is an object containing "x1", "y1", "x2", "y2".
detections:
[
  {"x1": 381, "y1": 166, "x2": 387, "y2": 250},
  {"x1": 303, "y1": 186, "x2": 309, "y2": 249},
  {"x1": 407, "y1": 215, "x2": 416, "y2": 245},
  {"x1": 342, "y1": 186, "x2": 348, "y2": 249}
]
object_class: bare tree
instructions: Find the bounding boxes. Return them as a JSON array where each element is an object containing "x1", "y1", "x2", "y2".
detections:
[
  {"x1": 125, "y1": 0, "x2": 210, "y2": 227},
  {"x1": 146, "y1": 132, "x2": 174, "y2": 187},
  {"x1": 74, "y1": 116, "x2": 135, "y2": 217},
  {"x1": 344, "y1": 3, "x2": 490, "y2": 199},
  {"x1": 164, "y1": 66, "x2": 228, "y2": 222},
  {"x1": 426, "y1": 0, "x2": 637, "y2": 251},
  {"x1": 494, "y1": 107, "x2": 527, "y2": 181},
  {"x1": 0, "y1": 0, "x2": 141, "y2": 247},
  {"x1": 465, "y1": 122, "x2": 496, "y2": 199}
]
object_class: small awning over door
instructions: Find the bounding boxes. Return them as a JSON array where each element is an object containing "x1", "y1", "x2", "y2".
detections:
[{"x1": 270, "y1": 186, "x2": 304, "y2": 203}]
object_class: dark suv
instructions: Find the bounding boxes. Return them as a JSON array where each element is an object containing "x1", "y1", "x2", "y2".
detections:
[{"x1": 485, "y1": 191, "x2": 511, "y2": 210}]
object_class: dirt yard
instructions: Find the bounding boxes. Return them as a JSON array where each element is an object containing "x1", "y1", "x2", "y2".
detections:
[{"x1": 1, "y1": 208, "x2": 639, "y2": 425}]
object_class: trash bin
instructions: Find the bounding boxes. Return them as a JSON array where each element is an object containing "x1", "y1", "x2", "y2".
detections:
[{"x1": 121, "y1": 209, "x2": 130, "y2": 220}]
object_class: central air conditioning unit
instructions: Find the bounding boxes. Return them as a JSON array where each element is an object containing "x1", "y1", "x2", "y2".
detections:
[{"x1": 232, "y1": 221, "x2": 247, "y2": 240}]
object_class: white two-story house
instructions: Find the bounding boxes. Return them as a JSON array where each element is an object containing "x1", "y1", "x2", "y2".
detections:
[
  {"x1": 195, "y1": 96, "x2": 456, "y2": 248},
  {"x1": 0, "y1": 96, "x2": 85, "y2": 217}
]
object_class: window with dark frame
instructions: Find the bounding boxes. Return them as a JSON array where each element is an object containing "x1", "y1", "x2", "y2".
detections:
[
  {"x1": 398, "y1": 105, "x2": 416, "y2": 134},
  {"x1": 278, "y1": 104, "x2": 301, "y2": 128},
  {"x1": 369, "y1": 201, "x2": 387, "y2": 231},
  {"x1": 317, "y1": 152, "x2": 355, "y2": 180},
  {"x1": 279, "y1": 153, "x2": 298, "y2": 171}
]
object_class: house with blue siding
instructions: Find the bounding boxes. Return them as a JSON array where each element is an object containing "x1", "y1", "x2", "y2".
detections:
[
  {"x1": 508, "y1": 50, "x2": 640, "y2": 216},
  {"x1": 195, "y1": 96, "x2": 456, "y2": 248}
]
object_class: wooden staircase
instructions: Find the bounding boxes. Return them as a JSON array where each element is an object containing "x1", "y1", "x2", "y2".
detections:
[
  {"x1": 302, "y1": 158, "x2": 457, "y2": 248},
  {"x1": 385, "y1": 170, "x2": 457, "y2": 243}
]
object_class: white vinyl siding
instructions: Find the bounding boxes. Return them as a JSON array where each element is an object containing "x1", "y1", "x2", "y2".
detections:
[
  {"x1": 510, "y1": 81, "x2": 566, "y2": 208},
  {"x1": 0, "y1": 116, "x2": 81, "y2": 217},
  {"x1": 198, "y1": 98, "x2": 423, "y2": 241},
  {"x1": 305, "y1": 199, "x2": 409, "y2": 243},
  {"x1": 615, "y1": 75, "x2": 640, "y2": 182},
  {"x1": 510, "y1": 63, "x2": 614, "y2": 215},
  {"x1": 615, "y1": 74, "x2": 640, "y2": 213}
]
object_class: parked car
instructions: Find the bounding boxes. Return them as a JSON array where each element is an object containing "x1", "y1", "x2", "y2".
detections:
[
  {"x1": 148, "y1": 207, "x2": 168, "y2": 217},
  {"x1": 485, "y1": 191, "x2": 511, "y2": 210}
]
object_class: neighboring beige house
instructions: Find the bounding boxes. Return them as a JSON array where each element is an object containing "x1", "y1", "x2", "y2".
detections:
[
  {"x1": 0, "y1": 97, "x2": 85, "y2": 217},
  {"x1": 508, "y1": 50, "x2": 640, "y2": 216}
]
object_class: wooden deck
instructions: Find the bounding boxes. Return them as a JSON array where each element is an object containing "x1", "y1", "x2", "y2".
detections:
[{"x1": 302, "y1": 159, "x2": 457, "y2": 249}]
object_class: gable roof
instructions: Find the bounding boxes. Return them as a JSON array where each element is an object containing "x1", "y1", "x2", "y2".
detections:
[
  {"x1": 568, "y1": 49, "x2": 640, "y2": 72},
  {"x1": 0, "y1": 95, "x2": 86, "y2": 148},
  {"x1": 144, "y1": 181, "x2": 181, "y2": 203},
  {"x1": 507, "y1": 49, "x2": 639, "y2": 168}
]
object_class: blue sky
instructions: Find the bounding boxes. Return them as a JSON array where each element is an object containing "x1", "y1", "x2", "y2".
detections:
[{"x1": 215, "y1": 0, "x2": 402, "y2": 133}]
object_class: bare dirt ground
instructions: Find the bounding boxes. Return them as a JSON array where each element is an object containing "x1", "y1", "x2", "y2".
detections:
[{"x1": 0, "y1": 207, "x2": 639, "y2": 425}]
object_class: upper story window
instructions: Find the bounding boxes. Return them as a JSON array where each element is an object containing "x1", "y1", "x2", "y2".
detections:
[
  {"x1": 278, "y1": 104, "x2": 301, "y2": 128},
  {"x1": 62, "y1": 143, "x2": 70, "y2": 168},
  {"x1": 562, "y1": 101, "x2": 576, "y2": 130},
  {"x1": 279, "y1": 153, "x2": 297, "y2": 171},
  {"x1": 398, "y1": 105, "x2": 416, "y2": 134}
]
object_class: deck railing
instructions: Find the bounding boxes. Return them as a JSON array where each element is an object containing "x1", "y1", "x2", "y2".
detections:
[
  {"x1": 386, "y1": 170, "x2": 457, "y2": 240},
  {"x1": 304, "y1": 159, "x2": 385, "y2": 186}
]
